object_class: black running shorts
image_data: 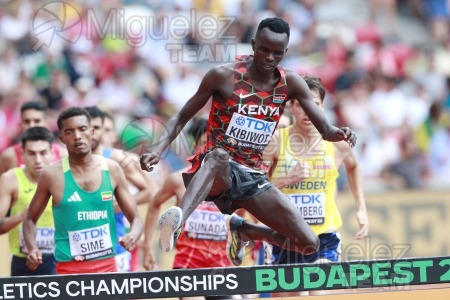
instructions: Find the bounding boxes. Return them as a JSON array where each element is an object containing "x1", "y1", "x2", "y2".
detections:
[{"x1": 183, "y1": 159, "x2": 273, "y2": 214}]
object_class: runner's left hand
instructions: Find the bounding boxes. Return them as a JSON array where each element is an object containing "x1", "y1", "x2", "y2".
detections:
[{"x1": 119, "y1": 234, "x2": 137, "y2": 252}]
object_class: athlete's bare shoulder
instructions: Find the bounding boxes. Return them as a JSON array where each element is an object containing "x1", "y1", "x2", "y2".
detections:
[
  {"x1": 104, "y1": 155, "x2": 121, "y2": 172},
  {"x1": 0, "y1": 146, "x2": 17, "y2": 173},
  {"x1": 197, "y1": 63, "x2": 236, "y2": 100},
  {"x1": 283, "y1": 68, "x2": 306, "y2": 84},
  {"x1": 207, "y1": 63, "x2": 235, "y2": 81},
  {"x1": 283, "y1": 68, "x2": 312, "y2": 99},
  {"x1": 39, "y1": 161, "x2": 65, "y2": 203},
  {"x1": 41, "y1": 161, "x2": 64, "y2": 192},
  {"x1": 0, "y1": 168, "x2": 18, "y2": 192},
  {"x1": 45, "y1": 161, "x2": 63, "y2": 178},
  {"x1": 282, "y1": 67, "x2": 296, "y2": 75}
]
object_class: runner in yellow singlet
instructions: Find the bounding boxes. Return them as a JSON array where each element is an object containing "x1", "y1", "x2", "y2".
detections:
[
  {"x1": 264, "y1": 75, "x2": 369, "y2": 296},
  {"x1": 0, "y1": 127, "x2": 55, "y2": 276}
]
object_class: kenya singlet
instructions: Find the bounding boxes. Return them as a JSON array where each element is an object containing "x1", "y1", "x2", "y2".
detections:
[
  {"x1": 201, "y1": 55, "x2": 288, "y2": 171},
  {"x1": 9, "y1": 168, "x2": 54, "y2": 257},
  {"x1": 271, "y1": 127, "x2": 342, "y2": 235},
  {"x1": 53, "y1": 156, "x2": 116, "y2": 262}
]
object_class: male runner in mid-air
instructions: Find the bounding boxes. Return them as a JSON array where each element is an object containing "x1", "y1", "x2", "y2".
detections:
[{"x1": 140, "y1": 17, "x2": 356, "y2": 266}]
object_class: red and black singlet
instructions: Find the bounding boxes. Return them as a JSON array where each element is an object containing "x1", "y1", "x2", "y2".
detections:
[{"x1": 198, "y1": 55, "x2": 288, "y2": 172}]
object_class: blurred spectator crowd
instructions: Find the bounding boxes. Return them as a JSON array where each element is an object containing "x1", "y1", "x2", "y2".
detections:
[{"x1": 0, "y1": 0, "x2": 449, "y2": 191}]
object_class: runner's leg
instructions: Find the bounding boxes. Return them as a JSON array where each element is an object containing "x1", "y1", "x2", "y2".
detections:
[
  {"x1": 237, "y1": 187, "x2": 319, "y2": 254},
  {"x1": 179, "y1": 148, "x2": 231, "y2": 222},
  {"x1": 158, "y1": 148, "x2": 232, "y2": 251}
]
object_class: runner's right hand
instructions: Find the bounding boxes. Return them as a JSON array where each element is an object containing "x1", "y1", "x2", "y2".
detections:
[
  {"x1": 119, "y1": 234, "x2": 137, "y2": 252},
  {"x1": 286, "y1": 160, "x2": 311, "y2": 184},
  {"x1": 26, "y1": 249, "x2": 43, "y2": 271},
  {"x1": 140, "y1": 152, "x2": 160, "y2": 172}
]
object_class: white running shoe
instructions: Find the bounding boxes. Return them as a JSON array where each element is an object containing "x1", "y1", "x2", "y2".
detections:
[{"x1": 158, "y1": 206, "x2": 183, "y2": 252}]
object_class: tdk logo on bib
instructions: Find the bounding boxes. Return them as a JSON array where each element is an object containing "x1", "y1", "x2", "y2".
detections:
[
  {"x1": 287, "y1": 193, "x2": 325, "y2": 224},
  {"x1": 76, "y1": 226, "x2": 108, "y2": 239},
  {"x1": 242, "y1": 117, "x2": 274, "y2": 132},
  {"x1": 225, "y1": 113, "x2": 276, "y2": 150},
  {"x1": 290, "y1": 194, "x2": 322, "y2": 204},
  {"x1": 191, "y1": 210, "x2": 227, "y2": 222}
]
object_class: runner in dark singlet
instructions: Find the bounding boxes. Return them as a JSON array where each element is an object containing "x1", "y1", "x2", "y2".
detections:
[{"x1": 140, "y1": 17, "x2": 357, "y2": 266}]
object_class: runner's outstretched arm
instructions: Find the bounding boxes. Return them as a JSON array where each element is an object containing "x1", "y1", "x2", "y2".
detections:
[{"x1": 140, "y1": 65, "x2": 231, "y2": 172}]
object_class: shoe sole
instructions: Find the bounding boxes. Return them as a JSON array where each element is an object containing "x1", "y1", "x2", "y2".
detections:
[{"x1": 158, "y1": 206, "x2": 182, "y2": 252}]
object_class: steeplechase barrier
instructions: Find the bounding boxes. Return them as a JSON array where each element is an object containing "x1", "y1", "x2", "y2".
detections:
[{"x1": 1, "y1": 256, "x2": 450, "y2": 299}]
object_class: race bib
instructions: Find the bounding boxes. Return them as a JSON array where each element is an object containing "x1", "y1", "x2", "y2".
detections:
[
  {"x1": 19, "y1": 226, "x2": 55, "y2": 254},
  {"x1": 287, "y1": 193, "x2": 325, "y2": 225},
  {"x1": 225, "y1": 113, "x2": 276, "y2": 150},
  {"x1": 185, "y1": 210, "x2": 227, "y2": 241},
  {"x1": 68, "y1": 224, "x2": 114, "y2": 261}
]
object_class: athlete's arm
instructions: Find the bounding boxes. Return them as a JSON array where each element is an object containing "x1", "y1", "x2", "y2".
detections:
[
  {"x1": 140, "y1": 64, "x2": 233, "y2": 171},
  {"x1": 285, "y1": 70, "x2": 356, "y2": 147},
  {"x1": 0, "y1": 170, "x2": 21, "y2": 234},
  {"x1": 23, "y1": 169, "x2": 52, "y2": 270},
  {"x1": 335, "y1": 142, "x2": 368, "y2": 239},
  {"x1": 23, "y1": 169, "x2": 51, "y2": 249},
  {"x1": 0, "y1": 147, "x2": 17, "y2": 176},
  {"x1": 109, "y1": 161, "x2": 144, "y2": 251},
  {"x1": 112, "y1": 149, "x2": 153, "y2": 205},
  {"x1": 143, "y1": 172, "x2": 181, "y2": 270}
]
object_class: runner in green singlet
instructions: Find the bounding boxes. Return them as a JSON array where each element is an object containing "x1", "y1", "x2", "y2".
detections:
[{"x1": 23, "y1": 107, "x2": 143, "y2": 274}]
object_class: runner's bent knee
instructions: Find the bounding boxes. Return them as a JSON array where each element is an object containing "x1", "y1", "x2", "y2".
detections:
[
  {"x1": 244, "y1": 189, "x2": 320, "y2": 254},
  {"x1": 203, "y1": 148, "x2": 230, "y2": 172},
  {"x1": 281, "y1": 221, "x2": 319, "y2": 254},
  {"x1": 274, "y1": 195, "x2": 319, "y2": 254}
]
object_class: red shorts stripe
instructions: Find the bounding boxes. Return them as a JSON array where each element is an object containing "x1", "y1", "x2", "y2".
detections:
[{"x1": 56, "y1": 257, "x2": 117, "y2": 274}]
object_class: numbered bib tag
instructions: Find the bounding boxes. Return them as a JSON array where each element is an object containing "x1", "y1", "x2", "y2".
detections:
[
  {"x1": 185, "y1": 210, "x2": 227, "y2": 240},
  {"x1": 68, "y1": 224, "x2": 114, "y2": 261},
  {"x1": 20, "y1": 226, "x2": 55, "y2": 254},
  {"x1": 287, "y1": 193, "x2": 325, "y2": 224},
  {"x1": 225, "y1": 113, "x2": 276, "y2": 151}
]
